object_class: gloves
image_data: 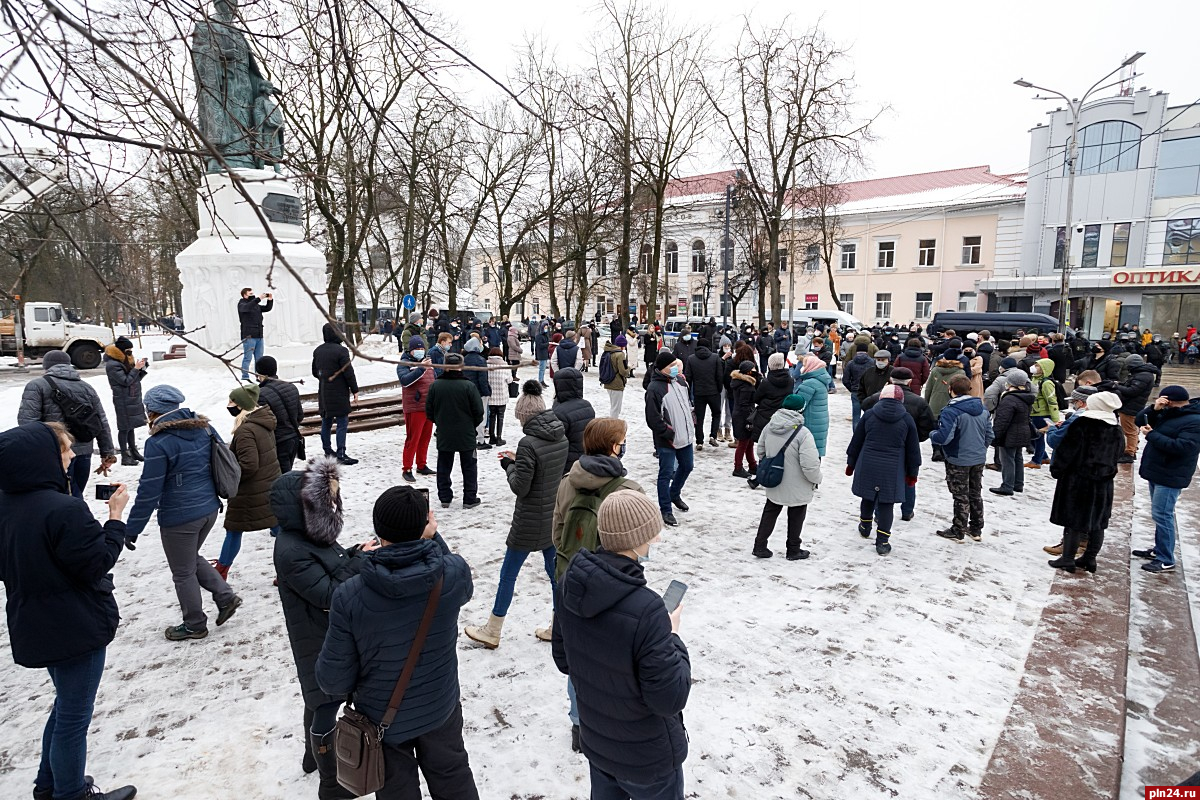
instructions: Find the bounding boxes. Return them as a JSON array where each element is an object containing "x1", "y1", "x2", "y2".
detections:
[
  {"x1": 845, "y1": 465, "x2": 854, "y2": 477},
  {"x1": 905, "y1": 476, "x2": 918, "y2": 487},
  {"x1": 124, "y1": 533, "x2": 138, "y2": 551},
  {"x1": 499, "y1": 456, "x2": 515, "y2": 471}
]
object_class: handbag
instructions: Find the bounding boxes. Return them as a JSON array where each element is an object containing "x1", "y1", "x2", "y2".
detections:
[
  {"x1": 508, "y1": 381, "x2": 519, "y2": 399},
  {"x1": 754, "y1": 424, "x2": 803, "y2": 489},
  {"x1": 334, "y1": 575, "x2": 444, "y2": 795}
]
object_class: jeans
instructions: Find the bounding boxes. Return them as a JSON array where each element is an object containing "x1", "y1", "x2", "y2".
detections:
[
  {"x1": 1030, "y1": 415, "x2": 1052, "y2": 463},
  {"x1": 694, "y1": 394, "x2": 720, "y2": 439},
  {"x1": 378, "y1": 703, "x2": 479, "y2": 800},
  {"x1": 722, "y1": 389, "x2": 733, "y2": 428},
  {"x1": 901, "y1": 483, "x2": 916, "y2": 518},
  {"x1": 492, "y1": 546, "x2": 556, "y2": 617},
  {"x1": 403, "y1": 410, "x2": 434, "y2": 470},
  {"x1": 241, "y1": 337, "x2": 264, "y2": 381},
  {"x1": 539, "y1": 359, "x2": 549, "y2": 383},
  {"x1": 1148, "y1": 481, "x2": 1181, "y2": 566},
  {"x1": 608, "y1": 389, "x2": 624, "y2": 419},
  {"x1": 850, "y1": 394, "x2": 861, "y2": 431},
  {"x1": 655, "y1": 445, "x2": 694, "y2": 516},
  {"x1": 161, "y1": 511, "x2": 232, "y2": 629},
  {"x1": 320, "y1": 414, "x2": 349, "y2": 457},
  {"x1": 589, "y1": 764, "x2": 685, "y2": 800},
  {"x1": 66, "y1": 454, "x2": 92, "y2": 500},
  {"x1": 218, "y1": 526, "x2": 281, "y2": 567},
  {"x1": 436, "y1": 449, "x2": 479, "y2": 504},
  {"x1": 34, "y1": 648, "x2": 106, "y2": 800},
  {"x1": 999, "y1": 446, "x2": 1024, "y2": 492}
]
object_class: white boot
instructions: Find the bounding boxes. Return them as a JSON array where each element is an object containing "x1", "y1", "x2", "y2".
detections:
[
  {"x1": 535, "y1": 616, "x2": 554, "y2": 642},
  {"x1": 464, "y1": 614, "x2": 505, "y2": 649}
]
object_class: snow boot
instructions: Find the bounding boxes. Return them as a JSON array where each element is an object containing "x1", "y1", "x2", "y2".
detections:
[
  {"x1": 211, "y1": 560, "x2": 230, "y2": 581},
  {"x1": 464, "y1": 614, "x2": 505, "y2": 649},
  {"x1": 535, "y1": 616, "x2": 553, "y2": 642},
  {"x1": 723, "y1": 425, "x2": 733, "y2": 442},
  {"x1": 129, "y1": 443, "x2": 145, "y2": 462},
  {"x1": 120, "y1": 449, "x2": 138, "y2": 467},
  {"x1": 302, "y1": 707, "x2": 318, "y2": 774},
  {"x1": 33, "y1": 777, "x2": 94, "y2": 800},
  {"x1": 709, "y1": 435, "x2": 719, "y2": 448},
  {"x1": 571, "y1": 724, "x2": 581, "y2": 753},
  {"x1": 875, "y1": 530, "x2": 891, "y2": 556},
  {"x1": 857, "y1": 518, "x2": 873, "y2": 539},
  {"x1": 310, "y1": 729, "x2": 356, "y2": 800}
]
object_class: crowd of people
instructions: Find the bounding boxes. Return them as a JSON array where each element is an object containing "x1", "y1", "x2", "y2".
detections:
[{"x1": 4, "y1": 298, "x2": 1200, "y2": 800}]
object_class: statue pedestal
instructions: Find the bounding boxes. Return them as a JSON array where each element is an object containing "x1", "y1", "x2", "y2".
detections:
[{"x1": 177, "y1": 169, "x2": 326, "y2": 354}]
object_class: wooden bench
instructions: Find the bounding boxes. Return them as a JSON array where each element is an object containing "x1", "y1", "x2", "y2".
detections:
[{"x1": 162, "y1": 344, "x2": 187, "y2": 360}]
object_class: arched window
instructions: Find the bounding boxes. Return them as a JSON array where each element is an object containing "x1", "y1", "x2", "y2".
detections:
[
  {"x1": 665, "y1": 241, "x2": 678, "y2": 273},
  {"x1": 1076, "y1": 120, "x2": 1140, "y2": 175},
  {"x1": 639, "y1": 244, "x2": 653, "y2": 274},
  {"x1": 691, "y1": 239, "x2": 706, "y2": 273}
]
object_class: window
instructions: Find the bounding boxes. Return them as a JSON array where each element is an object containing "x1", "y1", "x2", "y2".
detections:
[
  {"x1": 777, "y1": 248, "x2": 788, "y2": 273},
  {"x1": 1076, "y1": 120, "x2": 1141, "y2": 176},
  {"x1": 805, "y1": 244, "x2": 820, "y2": 272},
  {"x1": 875, "y1": 293, "x2": 892, "y2": 320},
  {"x1": 877, "y1": 241, "x2": 896, "y2": 270},
  {"x1": 597, "y1": 248, "x2": 608, "y2": 277},
  {"x1": 1054, "y1": 226, "x2": 1067, "y2": 270},
  {"x1": 514, "y1": 263, "x2": 522, "y2": 283},
  {"x1": 483, "y1": 298, "x2": 491, "y2": 310},
  {"x1": 957, "y1": 291, "x2": 977, "y2": 312},
  {"x1": 1156, "y1": 137, "x2": 1200, "y2": 198},
  {"x1": 1164, "y1": 218, "x2": 1200, "y2": 266},
  {"x1": 596, "y1": 294, "x2": 606, "y2": 314},
  {"x1": 691, "y1": 240, "x2": 706, "y2": 273},
  {"x1": 460, "y1": 258, "x2": 472, "y2": 288},
  {"x1": 1111, "y1": 222, "x2": 1130, "y2": 268},
  {"x1": 719, "y1": 293, "x2": 731, "y2": 317},
  {"x1": 665, "y1": 242, "x2": 678, "y2": 274},
  {"x1": 961, "y1": 236, "x2": 982, "y2": 265},
  {"x1": 34, "y1": 307, "x2": 49, "y2": 322},
  {"x1": 914, "y1": 292, "x2": 933, "y2": 319},
  {"x1": 690, "y1": 294, "x2": 705, "y2": 317},
  {"x1": 838, "y1": 294, "x2": 854, "y2": 316},
  {"x1": 918, "y1": 239, "x2": 936, "y2": 267},
  {"x1": 531, "y1": 299, "x2": 540, "y2": 316},
  {"x1": 840, "y1": 243, "x2": 857, "y2": 270},
  {"x1": 1080, "y1": 224, "x2": 1101, "y2": 268},
  {"x1": 639, "y1": 244, "x2": 653, "y2": 275},
  {"x1": 803, "y1": 296, "x2": 819, "y2": 311}
]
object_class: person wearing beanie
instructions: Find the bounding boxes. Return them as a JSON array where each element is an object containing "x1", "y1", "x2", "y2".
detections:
[
  {"x1": 552, "y1": 490, "x2": 690, "y2": 798},
  {"x1": 104, "y1": 335, "x2": 149, "y2": 465},
  {"x1": 846, "y1": 382, "x2": 921, "y2": 556},
  {"x1": 425, "y1": 350, "x2": 485, "y2": 508},
  {"x1": 311, "y1": 322, "x2": 360, "y2": 466},
  {"x1": 552, "y1": 368, "x2": 596, "y2": 473},
  {"x1": 789, "y1": 354, "x2": 831, "y2": 457},
  {"x1": 601, "y1": 335, "x2": 633, "y2": 418},
  {"x1": 1132, "y1": 386, "x2": 1200, "y2": 573},
  {"x1": 990, "y1": 369, "x2": 1034, "y2": 497},
  {"x1": 213, "y1": 384, "x2": 282, "y2": 581},
  {"x1": 685, "y1": 336, "x2": 723, "y2": 449},
  {"x1": 840, "y1": 343, "x2": 874, "y2": 430},
  {"x1": 254, "y1": 354, "x2": 303, "y2": 473},
  {"x1": 464, "y1": 381, "x2": 568, "y2": 649},
  {"x1": 396, "y1": 336, "x2": 436, "y2": 481},
  {"x1": 861, "y1": 364, "x2": 936, "y2": 525},
  {"x1": 1112, "y1": 353, "x2": 1160, "y2": 464},
  {"x1": 924, "y1": 347, "x2": 967, "y2": 463},
  {"x1": 18, "y1": 349, "x2": 116, "y2": 498},
  {"x1": 729, "y1": 360, "x2": 760, "y2": 478},
  {"x1": 753, "y1": 391, "x2": 822, "y2": 560},
  {"x1": 399, "y1": 311, "x2": 427, "y2": 354},
  {"x1": 461, "y1": 336, "x2": 493, "y2": 450},
  {"x1": 534, "y1": 320, "x2": 552, "y2": 386},
  {"x1": 751, "y1": 351, "x2": 793, "y2": 454},
  {"x1": 929, "y1": 376, "x2": 993, "y2": 543},
  {"x1": 644, "y1": 353, "x2": 695, "y2": 526},
  {"x1": 317, "y1": 485, "x2": 479, "y2": 799}
]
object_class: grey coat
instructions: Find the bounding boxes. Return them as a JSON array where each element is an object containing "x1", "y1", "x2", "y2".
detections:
[
  {"x1": 103, "y1": 349, "x2": 148, "y2": 431},
  {"x1": 18, "y1": 364, "x2": 115, "y2": 457},
  {"x1": 504, "y1": 410, "x2": 569, "y2": 551},
  {"x1": 756, "y1": 408, "x2": 824, "y2": 507}
]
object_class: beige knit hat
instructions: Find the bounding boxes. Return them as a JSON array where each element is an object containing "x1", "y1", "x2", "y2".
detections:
[
  {"x1": 514, "y1": 380, "x2": 546, "y2": 425},
  {"x1": 598, "y1": 491, "x2": 662, "y2": 552}
]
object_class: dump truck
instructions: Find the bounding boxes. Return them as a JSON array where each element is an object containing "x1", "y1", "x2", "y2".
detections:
[{"x1": 0, "y1": 301, "x2": 114, "y2": 369}]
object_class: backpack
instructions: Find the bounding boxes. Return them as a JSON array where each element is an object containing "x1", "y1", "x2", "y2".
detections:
[
  {"x1": 41, "y1": 375, "x2": 104, "y2": 443},
  {"x1": 1053, "y1": 378, "x2": 1068, "y2": 411},
  {"x1": 754, "y1": 424, "x2": 803, "y2": 489},
  {"x1": 206, "y1": 428, "x2": 242, "y2": 499},
  {"x1": 555, "y1": 477, "x2": 630, "y2": 581},
  {"x1": 598, "y1": 351, "x2": 616, "y2": 385}
]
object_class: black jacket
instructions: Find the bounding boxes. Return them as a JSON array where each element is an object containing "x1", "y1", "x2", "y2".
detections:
[
  {"x1": 238, "y1": 294, "x2": 273, "y2": 339},
  {"x1": 1049, "y1": 417, "x2": 1124, "y2": 531},
  {"x1": 861, "y1": 385, "x2": 937, "y2": 441},
  {"x1": 672, "y1": 337, "x2": 697, "y2": 363},
  {"x1": 1136, "y1": 400, "x2": 1200, "y2": 489},
  {"x1": 505, "y1": 410, "x2": 569, "y2": 550},
  {"x1": 0, "y1": 423, "x2": 125, "y2": 667},
  {"x1": 1114, "y1": 363, "x2": 1159, "y2": 416},
  {"x1": 311, "y1": 324, "x2": 359, "y2": 418},
  {"x1": 552, "y1": 549, "x2": 690, "y2": 783},
  {"x1": 1048, "y1": 343, "x2": 1072, "y2": 383},
  {"x1": 426, "y1": 371, "x2": 485, "y2": 452},
  {"x1": 992, "y1": 388, "x2": 1035, "y2": 448},
  {"x1": 728, "y1": 370, "x2": 758, "y2": 440},
  {"x1": 751, "y1": 368, "x2": 793, "y2": 441},
  {"x1": 684, "y1": 346, "x2": 723, "y2": 397},
  {"x1": 552, "y1": 369, "x2": 596, "y2": 474},
  {"x1": 258, "y1": 377, "x2": 303, "y2": 444},
  {"x1": 858, "y1": 363, "x2": 893, "y2": 402}
]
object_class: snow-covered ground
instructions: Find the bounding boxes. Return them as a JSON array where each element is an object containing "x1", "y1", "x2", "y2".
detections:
[{"x1": 0, "y1": 340, "x2": 1138, "y2": 798}]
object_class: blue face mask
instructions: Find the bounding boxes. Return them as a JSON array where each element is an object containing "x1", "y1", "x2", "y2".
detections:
[
  {"x1": 618, "y1": 442, "x2": 627, "y2": 459},
  {"x1": 637, "y1": 544, "x2": 652, "y2": 564},
  {"x1": 668, "y1": 366, "x2": 680, "y2": 379}
]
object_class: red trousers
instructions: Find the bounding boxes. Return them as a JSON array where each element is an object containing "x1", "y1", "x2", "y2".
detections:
[
  {"x1": 404, "y1": 410, "x2": 434, "y2": 470},
  {"x1": 735, "y1": 439, "x2": 758, "y2": 471}
]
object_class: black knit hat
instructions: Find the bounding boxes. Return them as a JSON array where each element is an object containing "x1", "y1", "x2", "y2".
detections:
[
  {"x1": 373, "y1": 486, "x2": 429, "y2": 543},
  {"x1": 114, "y1": 336, "x2": 133, "y2": 352},
  {"x1": 255, "y1": 355, "x2": 278, "y2": 377},
  {"x1": 654, "y1": 350, "x2": 676, "y2": 371}
]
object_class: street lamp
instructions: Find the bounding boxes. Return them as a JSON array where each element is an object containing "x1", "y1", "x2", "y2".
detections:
[{"x1": 1014, "y1": 51, "x2": 1144, "y2": 330}]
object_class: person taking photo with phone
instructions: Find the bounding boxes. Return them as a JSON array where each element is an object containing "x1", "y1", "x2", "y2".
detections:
[
  {"x1": 103, "y1": 336, "x2": 149, "y2": 466},
  {"x1": 238, "y1": 287, "x2": 274, "y2": 382}
]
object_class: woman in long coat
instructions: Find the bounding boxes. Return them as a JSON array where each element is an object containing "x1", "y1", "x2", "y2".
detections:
[
  {"x1": 214, "y1": 383, "x2": 281, "y2": 579},
  {"x1": 104, "y1": 336, "x2": 148, "y2": 465},
  {"x1": 846, "y1": 384, "x2": 921, "y2": 556},
  {"x1": 1047, "y1": 391, "x2": 1124, "y2": 573}
]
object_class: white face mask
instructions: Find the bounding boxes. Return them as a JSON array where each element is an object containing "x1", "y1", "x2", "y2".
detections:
[{"x1": 412, "y1": 350, "x2": 425, "y2": 360}]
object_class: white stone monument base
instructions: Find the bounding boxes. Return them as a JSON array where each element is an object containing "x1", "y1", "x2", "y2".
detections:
[{"x1": 177, "y1": 169, "x2": 327, "y2": 355}]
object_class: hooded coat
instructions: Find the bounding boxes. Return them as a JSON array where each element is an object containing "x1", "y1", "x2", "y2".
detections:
[
  {"x1": 462, "y1": 339, "x2": 492, "y2": 400},
  {"x1": 894, "y1": 348, "x2": 930, "y2": 395},
  {"x1": 551, "y1": 455, "x2": 643, "y2": 552},
  {"x1": 728, "y1": 369, "x2": 758, "y2": 440},
  {"x1": 1048, "y1": 416, "x2": 1124, "y2": 531},
  {"x1": 924, "y1": 359, "x2": 966, "y2": 418},
  {"x1": 552, "y1": 369, "x2": 595, "y2": 473},
  {"x1": 992, "y1": 387, "x2": 1035, "y2": 448},
  {"x1": 103, "y1": 346, "x2": 148, "y2": 430},
  {"x1": 272, "y1": 460, "x2": 367, "y2": 708},
  {"x1": 507, "y1": 327, "x2": 524, "y2": 361},
  {"x1": 311, "y1": 324, "x2": 359, "y2": 418},
  {"x1": 1135, "y1": 400, "x2": 1200, "y2": 489},
  {"x1": 224, "y1": 406, "x2": 281, "y2": 531},
  {"x1": 791, "y1": 368, "x2": 831, "y2": 457},
  {"x1": 552, "y1": 549, "x2": 690, "y2": 784},
  {"x1": 601, "y1": 343, "x2": 632, "y2": 392},
  {"x1": 124, "y1": 410, "x2": 223, "y2": 537},
  {"x1": 751, "y1": 368, "x2": 793, "y2": 441},
  {"x1": 1029, "y1": 358, "x2": 1061, "y2": 421},
  {"x1": 316, "y1": 534, "x2": 473, "y2": 744},
  {"x1": 1114, "y1": 359, "x2": 1160, "y2": 416},
  {"x1": 0, "y1": 423, "x2": 126, "y2": 668},
  {"x1": 18, "y1": 363, "x2": 115, "y2": 457},
  {"x1": 684, "y1": 345, "x2": 722, "y2": 397},
  {"x1": 426, "y1": 370, "x2": 485, "y2": 452},
  {"x1": 756, "y1": 408, "x2": 824, "y2": 506},
  {"x1": 928, "y1": 395, "x2": 993, "y2": 466},
  {"x1": 841, "y1": 351, "x2": 873, "y2": 394},
  {"x1": 846, "y1": 398, "x2": 921, "y2": 504},
  {"x1": 506, "y1": 410, "x2": 570, "y2": 550}
]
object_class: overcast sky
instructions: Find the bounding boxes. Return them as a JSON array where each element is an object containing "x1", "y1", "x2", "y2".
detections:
[{"x1": 444, "y1": 0, "x2": 1198, "y2": 181}]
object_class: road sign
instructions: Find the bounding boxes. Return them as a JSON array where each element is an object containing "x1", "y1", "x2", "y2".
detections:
[{"x1": 402, "y1": 294, "x2": 416, "y2": 311}]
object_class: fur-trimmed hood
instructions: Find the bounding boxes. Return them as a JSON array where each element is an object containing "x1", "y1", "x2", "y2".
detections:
[
  {"x1": 149, "y1": 409, "x2": 211, "y2": 435},
  {"x1": 731, "y1": 370, "x2": 757, "y2": 386},
  {"x1": 104, "y1": 344, "x2": 132, "y2": 364},
  {"x1": 271, "y1": 456, "x2": 344, "y2": 545}
]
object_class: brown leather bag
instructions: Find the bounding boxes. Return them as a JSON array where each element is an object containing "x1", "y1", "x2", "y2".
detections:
[{"x1": 334, "y1": 575, "x2": 444, "y2": 795}]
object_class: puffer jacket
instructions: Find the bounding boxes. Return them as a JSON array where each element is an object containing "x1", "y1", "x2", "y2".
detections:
[
  {"x1": 1028, "y1": 358, "x2": 1061, "y2": 422},
  {"x1": 1136, "y1": 400, "x2": 1200, "y2": 489},
  {"x1": 257, "y1": 377, "x2": 302, "y2": 445},
  {"x1": 928, "y1": 395, "x2": 993, "y2": 466},
  {"x1": 272, "y1": 461, "x2": 366, "y2": 708},
  {"x1": 601, "y1": 343, "x2": 632, "y2": 391},
  {"x1": 426, "y1": 371, "x2": 485, "y2": 452},
  {"x1": 486, "y1": 355, "x2": 511, "y2": 403},
  {"x1": 751, "y1": 368, "x2": 793, "y2": 441},
  {"x1": 841, "y1": 351, "x2": 873, "y2": 394},
  {"x1": 1114, "y1": 360, "x2": 1159, "y2": 416},
  {"x1": 552, "y1": 368, "x2": 596, "y2": 473},
  {"x1": 311, "y1": 324, "x2": 358, "y2": 418},
  {"x1": 924, "y1": 359, "x2": 966, "y2": 418},
  {"x1": 553, "y1": 548, "x2": 690, "y2": 784},
  {"x1": 728, "y1": 369, "x2": 758, "y2": 440},
  {"x1": 756, "y1": 408, "x2": 823, "y2": 506},
  {"x1": 224, "y1": 406, "x2": 281, "y2": 531},
  {"x1": 684, "y1": 345, "x2": 722, "y2": 397},
  {"x1": 0, "y1": 422, "x2": 125, "y2": 668},
  {"x1": 554, "y1": 339, "x2": 583, "y2": 373},
  {"x1": 505, "y1": 409, "x2": 570, "y2": 550},
  {"x1": 103, "y1": 347, "x2": 148, "y2": 431},
  {"x1": 992, "y1": 387, "x2": 1035, "y2": 448},
  {"x1": 672, "y1": 336, "x2": 697, "y2": 364},
  {"x1": 463, "y1": 340, "x2": 491, "y2": 400},
  {"x1": 894, "y1": 348, "x2": 930, "y2": 395},
  {"x1": 846, "y1": 398, "x2": 921, "y2": 505},
  {"x1": 125, "y1": 409, "x2": 223, "y2": 537},
  {"x1": 397, "y1": 353, "x2": 434, "y2": 414},
  {"x1": 316, "y1": 534, "x2": 473, "y2": 744},
  {"x1": 858, "y1": 363, "x2": 893, "y2": 401},
  {"x1": 791, "y1": 368, "x2": 831, "y2": 457},
  {"x1": 18, "y1": 364, "x2": 116, "y2": 457}
]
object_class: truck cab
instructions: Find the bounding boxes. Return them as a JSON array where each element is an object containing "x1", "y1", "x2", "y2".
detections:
[{"x1": 1, "y1": 302, "x2": 112, "y2": 369}]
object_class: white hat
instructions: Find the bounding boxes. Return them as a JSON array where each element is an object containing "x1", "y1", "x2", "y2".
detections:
[{"x1": 966, "y1": 332, "x2": 978, "y2": 341}]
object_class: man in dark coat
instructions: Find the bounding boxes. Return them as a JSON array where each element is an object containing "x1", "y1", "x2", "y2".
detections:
[
  {"x1": 858, "y1": 350, "x2": 894, "y2": 403},
  {"x1": 685, "y1": 339, "x2": 724, "y2": 448},
  {"x1": 317, "y1": 486, "x2": 479, "y2": 799},
  {"x1": 1133, "y1": 386, "x2": 1200, "y2": 573},
  {"x1": 311, "y1": 323, "x2": 359, "y2": 466},
  {"x1": 755, "y1": 327, "x2": 775, "y2": 372},
  {"x1": 0, "y1": 422, "x2": 138, "y2": 800},
  {"x1": 535, "y1": 322, "x2": 552, "y2": 386},
  {"x1": 989, "y1": 370, "x2": 1034, "y2": 497},
  {"x1": 426, "y1": 353, "x2": 485, "y2": 508},
  {"x1": 552, "y1": 368, "x2": 596, "y2": 474},
  {"x1": 842, "y1": 345, "x2": 873, "y2": 430},
  {"x1": 237, "y1": 287, "x2": 273, "y2": 381},
  {"x1": 256, "y1": 355, "x2": 304, "y2": 472},
  {"x1": 773, "y1": 321, "x2": 792, "y2": 354},
  {"x1": 1047, "y1": 334, "x2": 1072, "y2": 383},
  {"x1": 644, "y1": 351, "x2": 696, "y2": 526},
  {"x1": 1113, "y1": 354, "x2": 1159, "y2": 464}
]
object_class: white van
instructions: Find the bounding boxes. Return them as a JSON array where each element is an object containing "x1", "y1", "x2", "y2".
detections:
[
  {"x1": 662, "y1": 316, "x2": 706, "y2": 348},
  {"x1": 788, "y1": 308, "x2": 863, "y2": 331}
]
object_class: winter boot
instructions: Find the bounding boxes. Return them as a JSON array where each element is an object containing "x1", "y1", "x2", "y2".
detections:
[
  {"x1": 302, "y1": 707, "x2": 318, "y2": 774},
  {"x1": 724, "y1": 425, "x2": 733, "y2": 442},
  {"x1": 732, "y1": 467, "x2": 751, "y2": 479},
  {"x1": 310, "y1": 729, "x2": 356, "y2": 800},
  {"x1": 464, "y1": 614, "x2": 505, "y2": 649},
  {"x1": 120, "y1": 448, "x2": 137, "y2": 467},
  {"x1": 535, "y1": 616, "x2": 554, "y2": 642},
  {"x1": 211, "y1": 560, "x2": 230, "y2": 581},
  {"x1": 571, "y1": 724, "x2": 581, "y2": 753},
  {"x1": 1049, "y1": 529, "x2": 1081, "y2": 573},
  {"x1": 1075, "y1": 530, "x2": 1103, "y2": 574},
  {"x1": 709, "y1": 435, "x2": 719, "y2": 448},
  {"x1": 129, "y1": 443, "x2": 144, "y2": 462},
  {"x1": 857, "y1": 518, "x2": 873, "y2": 539},
  {"x1": 1043, "y1": 541, "x2": 1064, "y2": 556},
  {"x1": 33, "y1": 777, "x2": 94, "y2": 800},
  {"x1": 875, "y1": 530, "x2": 892, "y2": 556}
]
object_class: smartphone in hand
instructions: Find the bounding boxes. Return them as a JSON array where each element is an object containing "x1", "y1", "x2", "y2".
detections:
[
  {"x1": 662, "y1": 580, "x2": 688, "y2": 613},
  {"x1": 95, "y1": 484, "x2": 117, "y2": 501}
]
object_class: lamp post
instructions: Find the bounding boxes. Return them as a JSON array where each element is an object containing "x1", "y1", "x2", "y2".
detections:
[
  {"x1": 723, "y1": 183, "x2": 732, "y2": 330},
  {"x1": 1014, "y1": 51, "x2": 1144, "y2": 330}
]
